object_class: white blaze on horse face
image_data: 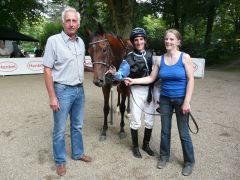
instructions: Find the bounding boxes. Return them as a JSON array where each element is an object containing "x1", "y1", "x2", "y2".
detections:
[{"x1": 133, "y1": 36, "x2": 145, "y2": 52}]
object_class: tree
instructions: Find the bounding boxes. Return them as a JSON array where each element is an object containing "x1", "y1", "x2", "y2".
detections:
[
  {"x1": 204, "y1": 0, "x2": 220, "y2": 47},
  {"x1": 103, "y1": 0, "x2": 135, "y2": 38},
  {"x1": 47, "y1": 0, "x2": 140, "y2": 38},
  {"x1": 150, "y1": 0, "x2": 195, "y2": 36},
  {"x1": 218, "y1": 0, "x2": 240, "y2": 38},
  {"x1": 0, "y1": 0, "x2": 44, "y2": 30}
]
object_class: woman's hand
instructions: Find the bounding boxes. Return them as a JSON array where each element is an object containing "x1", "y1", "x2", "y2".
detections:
[
  {"x1": 124, "y1": 77, "x2": 135, "y2": 86},
  {"x1": 105, "y1": 65, "x2": 116, "y2": 75},
  {"x1": 182, "y1": 101, "x2": 191, "y2": 114}
]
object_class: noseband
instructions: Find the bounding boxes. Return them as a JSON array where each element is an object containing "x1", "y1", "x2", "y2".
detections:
[{"x1": 89, "y1": 38, "x2": 112, "y2": 68}]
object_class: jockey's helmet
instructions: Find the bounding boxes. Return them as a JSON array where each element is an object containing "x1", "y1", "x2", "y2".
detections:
[{"x1": 130, "y1": 27, "x2": 147, "y2": 41}]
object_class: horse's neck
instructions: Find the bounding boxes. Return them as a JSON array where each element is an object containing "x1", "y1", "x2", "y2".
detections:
[
  {"x1": 110, "y1": 42, "x2": 123, "y2": 65},
  {"x1": 110, "y1": 37, "x2": 133, "y2": 69}
]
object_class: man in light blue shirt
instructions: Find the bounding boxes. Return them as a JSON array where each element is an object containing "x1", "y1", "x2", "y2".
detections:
[{"x1": 43, "y1": 7, "x2": 91, "y2": 176}]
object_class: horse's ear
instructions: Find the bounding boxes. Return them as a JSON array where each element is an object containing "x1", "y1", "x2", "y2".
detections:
[
  {"x1": 85, "y1": 28, "x2": 92, "y2": 37},
  {"x1": 97, "y1": 22, "x2": 105, "y2": 35}
]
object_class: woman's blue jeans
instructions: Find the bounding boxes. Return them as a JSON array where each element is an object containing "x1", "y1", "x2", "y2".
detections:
[
  {"x1": 53, "y1": 83, "x2": 85, "y2": 166},
  {"x1": 159, "y1": 96, "x2": 195, "y2": 165}
]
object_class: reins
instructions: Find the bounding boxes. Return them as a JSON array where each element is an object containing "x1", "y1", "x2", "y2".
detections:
[
  {"x1": 130, "y1": 88, "x2": 199, "y2": 134},
  {"x1": 117, "y1": 37, "x2": 132, "y2": 57}
]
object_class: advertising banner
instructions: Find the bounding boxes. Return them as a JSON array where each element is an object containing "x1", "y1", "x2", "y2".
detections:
[
  {"x1": 0, "y1": 56, "x2": 204, "y2": 78},
  {"x1": 0, "y1": 56, "x2": 93, "y2": 76}
]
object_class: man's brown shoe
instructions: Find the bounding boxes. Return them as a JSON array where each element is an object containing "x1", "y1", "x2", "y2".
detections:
[
  {"x1": 78, "y1": 154, "x2": 92, "y2": 162},
  {"x1": 56, "y1": 164, "x2": 66, "y2": 176}
]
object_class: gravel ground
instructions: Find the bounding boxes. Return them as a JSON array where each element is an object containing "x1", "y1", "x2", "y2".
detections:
[{"x1": 0, "y1": 70, "x2": 239, "y2": 180}]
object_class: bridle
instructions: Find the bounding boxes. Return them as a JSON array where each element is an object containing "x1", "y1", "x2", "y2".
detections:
[{"x1": 88, "y1": 38, "x2": 112, "y2": 68}]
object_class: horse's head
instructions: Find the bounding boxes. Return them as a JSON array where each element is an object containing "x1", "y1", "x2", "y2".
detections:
[
  {"x1": 86, "y1": 23, "x2": 132, "y2": 87},
  {"x1": 86, "y1": 24, "x2": 113, "y2": 87}
]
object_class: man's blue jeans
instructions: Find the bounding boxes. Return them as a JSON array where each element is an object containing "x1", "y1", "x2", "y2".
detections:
[
  {"x1": 53, "y1": 83, "x2": 85, "y2": 166},
  {"x1": 159, "y1": 95, "x2": 195, "y2": 165}
]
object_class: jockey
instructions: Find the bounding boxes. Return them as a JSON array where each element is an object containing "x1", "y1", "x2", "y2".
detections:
[{"x1": 107, "y1": 27, "x2": 157, "y2": 158}]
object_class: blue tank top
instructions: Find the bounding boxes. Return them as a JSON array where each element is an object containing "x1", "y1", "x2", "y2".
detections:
[{"x1": 159, "y1": 52, "x2": 187, "y2": 98}]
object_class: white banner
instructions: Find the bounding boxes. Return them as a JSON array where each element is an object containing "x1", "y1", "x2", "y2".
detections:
[
  {"x1": 192, "y1": 58, "x2": 205, "y2": 79},
  {"x1": 0, "y1": 56, "x2": 92, "y2": 76},
  {"x1": 0, "y1": 57, "x2": 43, "y2": 75},
  {"x1": 0, "y1": 56, "x2": 204, "y2": 78}
]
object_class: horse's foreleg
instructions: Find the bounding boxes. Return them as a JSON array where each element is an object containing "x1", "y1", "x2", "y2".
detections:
[
  {"x1": 127, "y1": 95, "x2": 131, "y2": 114},
  {"x1": 115, "y1": 90, "x2": 120, "y2": 114},
  {"x1": 100, "y1": 86, "x2": 111, "y2": 141},
  {"x1": 119, "y1": 94, "x2": 127, "y2": 139}
]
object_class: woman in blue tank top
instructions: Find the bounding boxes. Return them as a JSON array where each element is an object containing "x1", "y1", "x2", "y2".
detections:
[{"x1": 125, "y1": 29, "x2": 195, "y2": 176}]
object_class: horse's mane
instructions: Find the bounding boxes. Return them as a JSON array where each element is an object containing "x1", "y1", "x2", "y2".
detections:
[{"x1": 94, "y1": 30, "x2": 123, "y2": 40}]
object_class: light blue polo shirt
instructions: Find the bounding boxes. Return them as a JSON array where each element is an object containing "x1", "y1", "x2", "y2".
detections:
[{"x1": 43, "y1": 31, "x2": 85, "y2": 86}]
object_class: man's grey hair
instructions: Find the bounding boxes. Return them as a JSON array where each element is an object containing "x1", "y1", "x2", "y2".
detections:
[{"x1": 61, "y1": 7, "x2": 81, "y2": 24}]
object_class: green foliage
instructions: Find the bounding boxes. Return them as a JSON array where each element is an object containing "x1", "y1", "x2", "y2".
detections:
[
  {"x1": 2, "y1": 0, "x2": 239, "y2": 66},
  {"x1": 0, "y1": 0, "x2": 44, "y2": 30},
  {"x1": 39, "y1": 22, "x2": 63, "y2": 48},
  {"x1": 141, "y1": 15, "x2": 166, "y2": 54},
  {"x1": 218, "y1": 0, "x2": 240, "y2": 38},
  {"x1": 19, "y1": 20, "x2": 45, "y2": 53}
]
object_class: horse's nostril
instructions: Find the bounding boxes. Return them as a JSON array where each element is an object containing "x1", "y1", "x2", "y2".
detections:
[{"x1": 93, "y1": 79, "x2": 104, "y2": 87}]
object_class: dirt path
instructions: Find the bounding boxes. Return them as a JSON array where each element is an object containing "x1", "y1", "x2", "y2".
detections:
[{"x1": 0, "y1": 70, "x2": 239, "y2": 180}]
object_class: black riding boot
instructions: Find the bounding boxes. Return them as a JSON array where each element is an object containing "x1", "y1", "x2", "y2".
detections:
[
  {"x1": 131, "y1": 128, "x2": 142, "y2": 158},
  {"x1": 142, "y1": 128, "x2": 154, "y2": 156}
]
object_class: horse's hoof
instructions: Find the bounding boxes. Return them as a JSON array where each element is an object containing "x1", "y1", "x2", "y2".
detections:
[
  {"x1": 119, "y1": 132, "x2": 126, "y2": 139},
  {"x1": 99, "y1": 135, "x2": 107, "y2": 141}
]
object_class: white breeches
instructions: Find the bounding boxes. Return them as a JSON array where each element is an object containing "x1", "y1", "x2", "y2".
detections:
[{"x1": 130, "y1": 85, "x2": 158, "y2": 130}]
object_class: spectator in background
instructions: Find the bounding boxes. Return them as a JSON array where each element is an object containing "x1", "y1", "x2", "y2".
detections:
[
  {"x1": 23, "y1": 51, "x2": 30, "y2": 57},
  {"x1": 10, "y1": 41, "x2": 24, "y2": 57},
  {"x1": 34, "y1": 44, "x2": 43, "y2": 57},
  {"x1": 5, "y1": 40, "x2": 13, "y2": 54},
  {"x1": 0, "y1": 40, "x2": 10, "y2": 56}
]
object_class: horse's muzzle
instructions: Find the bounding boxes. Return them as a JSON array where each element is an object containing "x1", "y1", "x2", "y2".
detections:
[
  {"x1": 93, "y1": 73, "x2": 113, "y2": 87},
  {"x1": 93, "y1": 79, "x2": 105, "y2": 87}
]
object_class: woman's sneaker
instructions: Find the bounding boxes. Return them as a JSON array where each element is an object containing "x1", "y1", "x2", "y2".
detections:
[
  {"x1": 157, "y1": 159, "x2": 168, "y2": 169},
  {"x1": 182, "y1": 164, "x2": 194, "y2": 176}
]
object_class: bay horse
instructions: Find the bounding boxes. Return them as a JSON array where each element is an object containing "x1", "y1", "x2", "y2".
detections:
[{"x1": 86, "y1": 24, "x2": 133, "y2": 141}]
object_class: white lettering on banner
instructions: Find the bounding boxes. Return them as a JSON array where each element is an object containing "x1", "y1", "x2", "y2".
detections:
[
  {"x1": 27, "y1": 61, "x2": 44, "y2": 71},
  {"x1": 0, "y1": 61, "x2": 18, "y2": 72}
]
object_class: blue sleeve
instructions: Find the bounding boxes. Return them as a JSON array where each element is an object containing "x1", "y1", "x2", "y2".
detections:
[{"x1": 114, "y1": 60, "x2": 130, "y2": 80}]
